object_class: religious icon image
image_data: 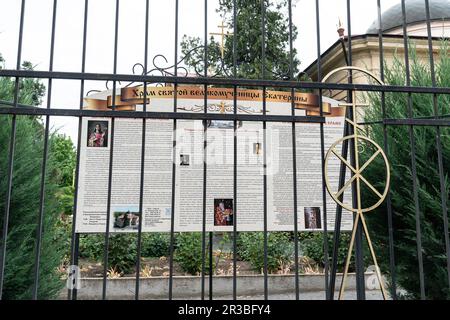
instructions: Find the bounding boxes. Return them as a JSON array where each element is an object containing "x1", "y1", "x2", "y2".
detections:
[
  {"x1": 113, "y1": 206, "x2": 140, "y2": 230},
  {"x1": 253, "y1": 142, "x2": 262, "y2": 155},
  {"x1": 180, "y1": 154, "x2": 190, "y2": 166},
  {"x1": 87, "y1": 120, "x2": 108, "y2": 148},
  {"x1": 304, "y1": 207, "x2": 321, "y2": 229},
  {"x1": 213, "y1": 199, "x2": 233, "y2": 226}
]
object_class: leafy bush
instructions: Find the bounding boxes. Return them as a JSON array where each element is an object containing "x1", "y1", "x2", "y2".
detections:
[
  {"x1": 79, "y1": 233, "x2": 138, "y2": 275},
  {"x1": 237, "y1": 232, "x2": 293, "y2": 273},
  {"x1": 174, "y1": 233, "x2": 209, "y2": 275},
  {"x1": 299, "y1": 232, "x2": 371, "y2": 273},
  {"x1": 141, "y1": 233, "x2": 171, "y2": 258},
  {"x1": 107, "y1": 234, "x2": 137, "y2": 274},
  {"x1": 363, "y1": 43, "x2": 450, "y2": 299},
  {"x1": 79, "y1": 234, "x2": 104, "y2": 261},
  {"x1": 299, "y1": 232, "x2": 331, "y2": 268},
  {"x1": 79, "y1": 232, "x2": 173, "y2": 274}
]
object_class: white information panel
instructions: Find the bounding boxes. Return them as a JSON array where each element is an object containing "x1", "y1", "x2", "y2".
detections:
[{"x1": 75, "y1": 86, "x2": 353, "y2": 233}]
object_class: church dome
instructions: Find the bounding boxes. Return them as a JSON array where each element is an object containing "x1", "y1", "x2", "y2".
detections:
[{"x1": 366, "y1": 0, "x2": 450, "y2": 34}]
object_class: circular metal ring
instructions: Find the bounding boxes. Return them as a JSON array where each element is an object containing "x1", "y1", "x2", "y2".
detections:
[{"x1": 324, "y1": 135, "x2": 390, "y2": 213}]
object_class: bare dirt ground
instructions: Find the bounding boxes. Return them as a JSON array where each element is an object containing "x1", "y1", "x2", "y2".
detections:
[{"x1": 78, "y1": 256, "x2": 321, "y2": 278}]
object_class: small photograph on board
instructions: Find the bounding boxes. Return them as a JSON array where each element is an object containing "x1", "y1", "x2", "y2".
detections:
[
  {"x1": 207, "y1": 120, "x2": 243, "y2": 129},
  {"x1": 214, "y1": 199, "x2": 234, "y2": 226},
  {"x1": 113, "y1": 206, "x2": 140, "y2": 231},
  {"x1": 87, "y1": 120, "x2": 108, "y2": 148},
  {"x1": 180, "y1": 154, "x2": 190, "y2": 166},
  {"x1": 304, "y1": 207, "x2": 322, "y2": 229},
  {"x1": 253, "y1": 142, "x2": 262, "y2": 155}
]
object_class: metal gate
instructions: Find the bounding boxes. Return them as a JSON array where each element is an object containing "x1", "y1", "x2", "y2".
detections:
[{"x1": 0, "y1": 0, "x2": 449, "y2": 300}]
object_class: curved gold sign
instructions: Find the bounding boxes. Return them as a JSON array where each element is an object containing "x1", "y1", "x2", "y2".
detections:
[{"x1": 84, "y1": 85, "x2": 338, "y2": 116}]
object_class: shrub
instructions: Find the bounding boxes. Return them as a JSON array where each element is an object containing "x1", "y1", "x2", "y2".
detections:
[
  {"x1": 79, "y1": 234, "x2": 104, "y2": 261},
  {"x1": 79, "y1": 233, "x2": 138, "y2": 275},
  {"x1": 79, "y1": 233, "x2": 173, "y2": 274},
  {"x1": 174, "y1": 233, "x2": 210, "y2": 275},
  {"x1": 141, "y1": 233, "x2": 171, "y2": 258},
  {"x1": 106, "y1": 234, "x2": 137, "y2": 275},
  {"x1": 237, "y1": 232, "x2": 293, "y2": 273},
  {"x1": 299, "y1": 232, "x2": 371, "y2": 273}
]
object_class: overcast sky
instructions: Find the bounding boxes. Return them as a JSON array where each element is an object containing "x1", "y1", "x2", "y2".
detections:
[{"x1": 0, "y1": 0, "x2": 400, "y2": 144}]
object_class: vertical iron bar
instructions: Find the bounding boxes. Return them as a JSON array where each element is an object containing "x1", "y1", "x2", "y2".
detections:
[
  {"x1": 260, "y1": 0, "x2": 268, "y2": 301},
  {"x1": 32, "y1": 0, "x2": 58, "y2": 300},
  {"x1": 376, "y1": 0, "x2": 397, "y2": 300},
  {"x1": 68, "y1": 0, "x2": 89, "y2": 301},
  {"x1": 32, "y1": 0, "x2": 57, "y2": 299},
  {"x1": 209, "y1": 232, "x2": 213, "y2": 300},
  {"x1": 0, "y1": 0, "x2": 26, "y2": 300},
  {"x1": 168, "y1": 0, "x2": 179, "y2": 300},
  {"x1": 71, "y1": 235, "x2": 80, "y2": 300},
  {"x1": 314, "y1": 0, "x2": 335, "y2": 301},
  {"x1": 400, "y1": 0, "x2": 426, "y2": 300},
  {"x1": 346, "y1": 0, "x2": 366, "y2": 300},
  {"x1": 201, "y1": 0, "x2": 208, "y2": 301},
  {"x1": 135, "y1": 0, "x2": 150, "y2": 300},
  {"x1": 328, "y1": 37, "x2": 352, "y2": 300},
  {"x1": 287, "y1": 0, "x2": 300, "y2": 300},
  {"x1": 325, "y1": 0, "x2": 358, "y2": 300},
  {"x1": 424, "y1": 0, "x2": 450, "y2": 289},
  {"x1": 69, "y1": 235, "x2": 80, "y2": 300},
  {"x1": 316, "y1": 0, "x2": 331, "y2": 301},
  {"x1": 328, "y1": 113, "x2": 350, "y2": 300},
  {"x1": 232, "y1": 0, "x2": 238, "y2": 301},
  {"x1": 102, "y1": 0, "x2": 120, "y2": 300},
  {"x1": 206, "y1": 27, "x2": 213, "y2": 298}
]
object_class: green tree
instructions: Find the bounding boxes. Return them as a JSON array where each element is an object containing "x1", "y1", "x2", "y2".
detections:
[
  {"x1": 0, "y1": 54, "x2": 45, "y2": 106},
  {"x1": 363, "y1": 43, "x2": 450, "y2": 299},
  {"x1": 181, "y1": 0, "x2": 300, "y2": 79},
  {"x1": 0, "y1": 55, "x2": 74, "y2": 299},
  {"x1": 50, "y1": 134, "x2": 76, "y2": 216},
  {"x1": 49, "y1": 134, "x2": 76, "y2": 188}
]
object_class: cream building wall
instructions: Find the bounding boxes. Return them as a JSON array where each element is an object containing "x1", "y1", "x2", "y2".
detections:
[
  {"x1": 304, "y1": 0, "x2": 450, "y2": 103},
  {"x1": 305, "y1": 34, "x2": 446, "y2": 103}
]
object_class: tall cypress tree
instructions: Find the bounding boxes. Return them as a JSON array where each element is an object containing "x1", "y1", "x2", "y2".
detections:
[
  {"x1": 0, "y1": 54, "x2": 74, "y2": 299},
  {"x1": 363, "y1": 43, "x2": 450, "y2": 299}
]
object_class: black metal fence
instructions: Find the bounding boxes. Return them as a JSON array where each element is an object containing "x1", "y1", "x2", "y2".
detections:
[{"x1": 0, "y1": 0, "x2": 449, "y2": 300}]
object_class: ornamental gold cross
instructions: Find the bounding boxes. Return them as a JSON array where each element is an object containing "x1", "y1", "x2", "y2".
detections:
[
  {"x1": 209, "y1": 20, "x2": 233, "y2": 59},
  {"x1": 322, "y1": 66, "x2": 391, "y2": 301}
]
